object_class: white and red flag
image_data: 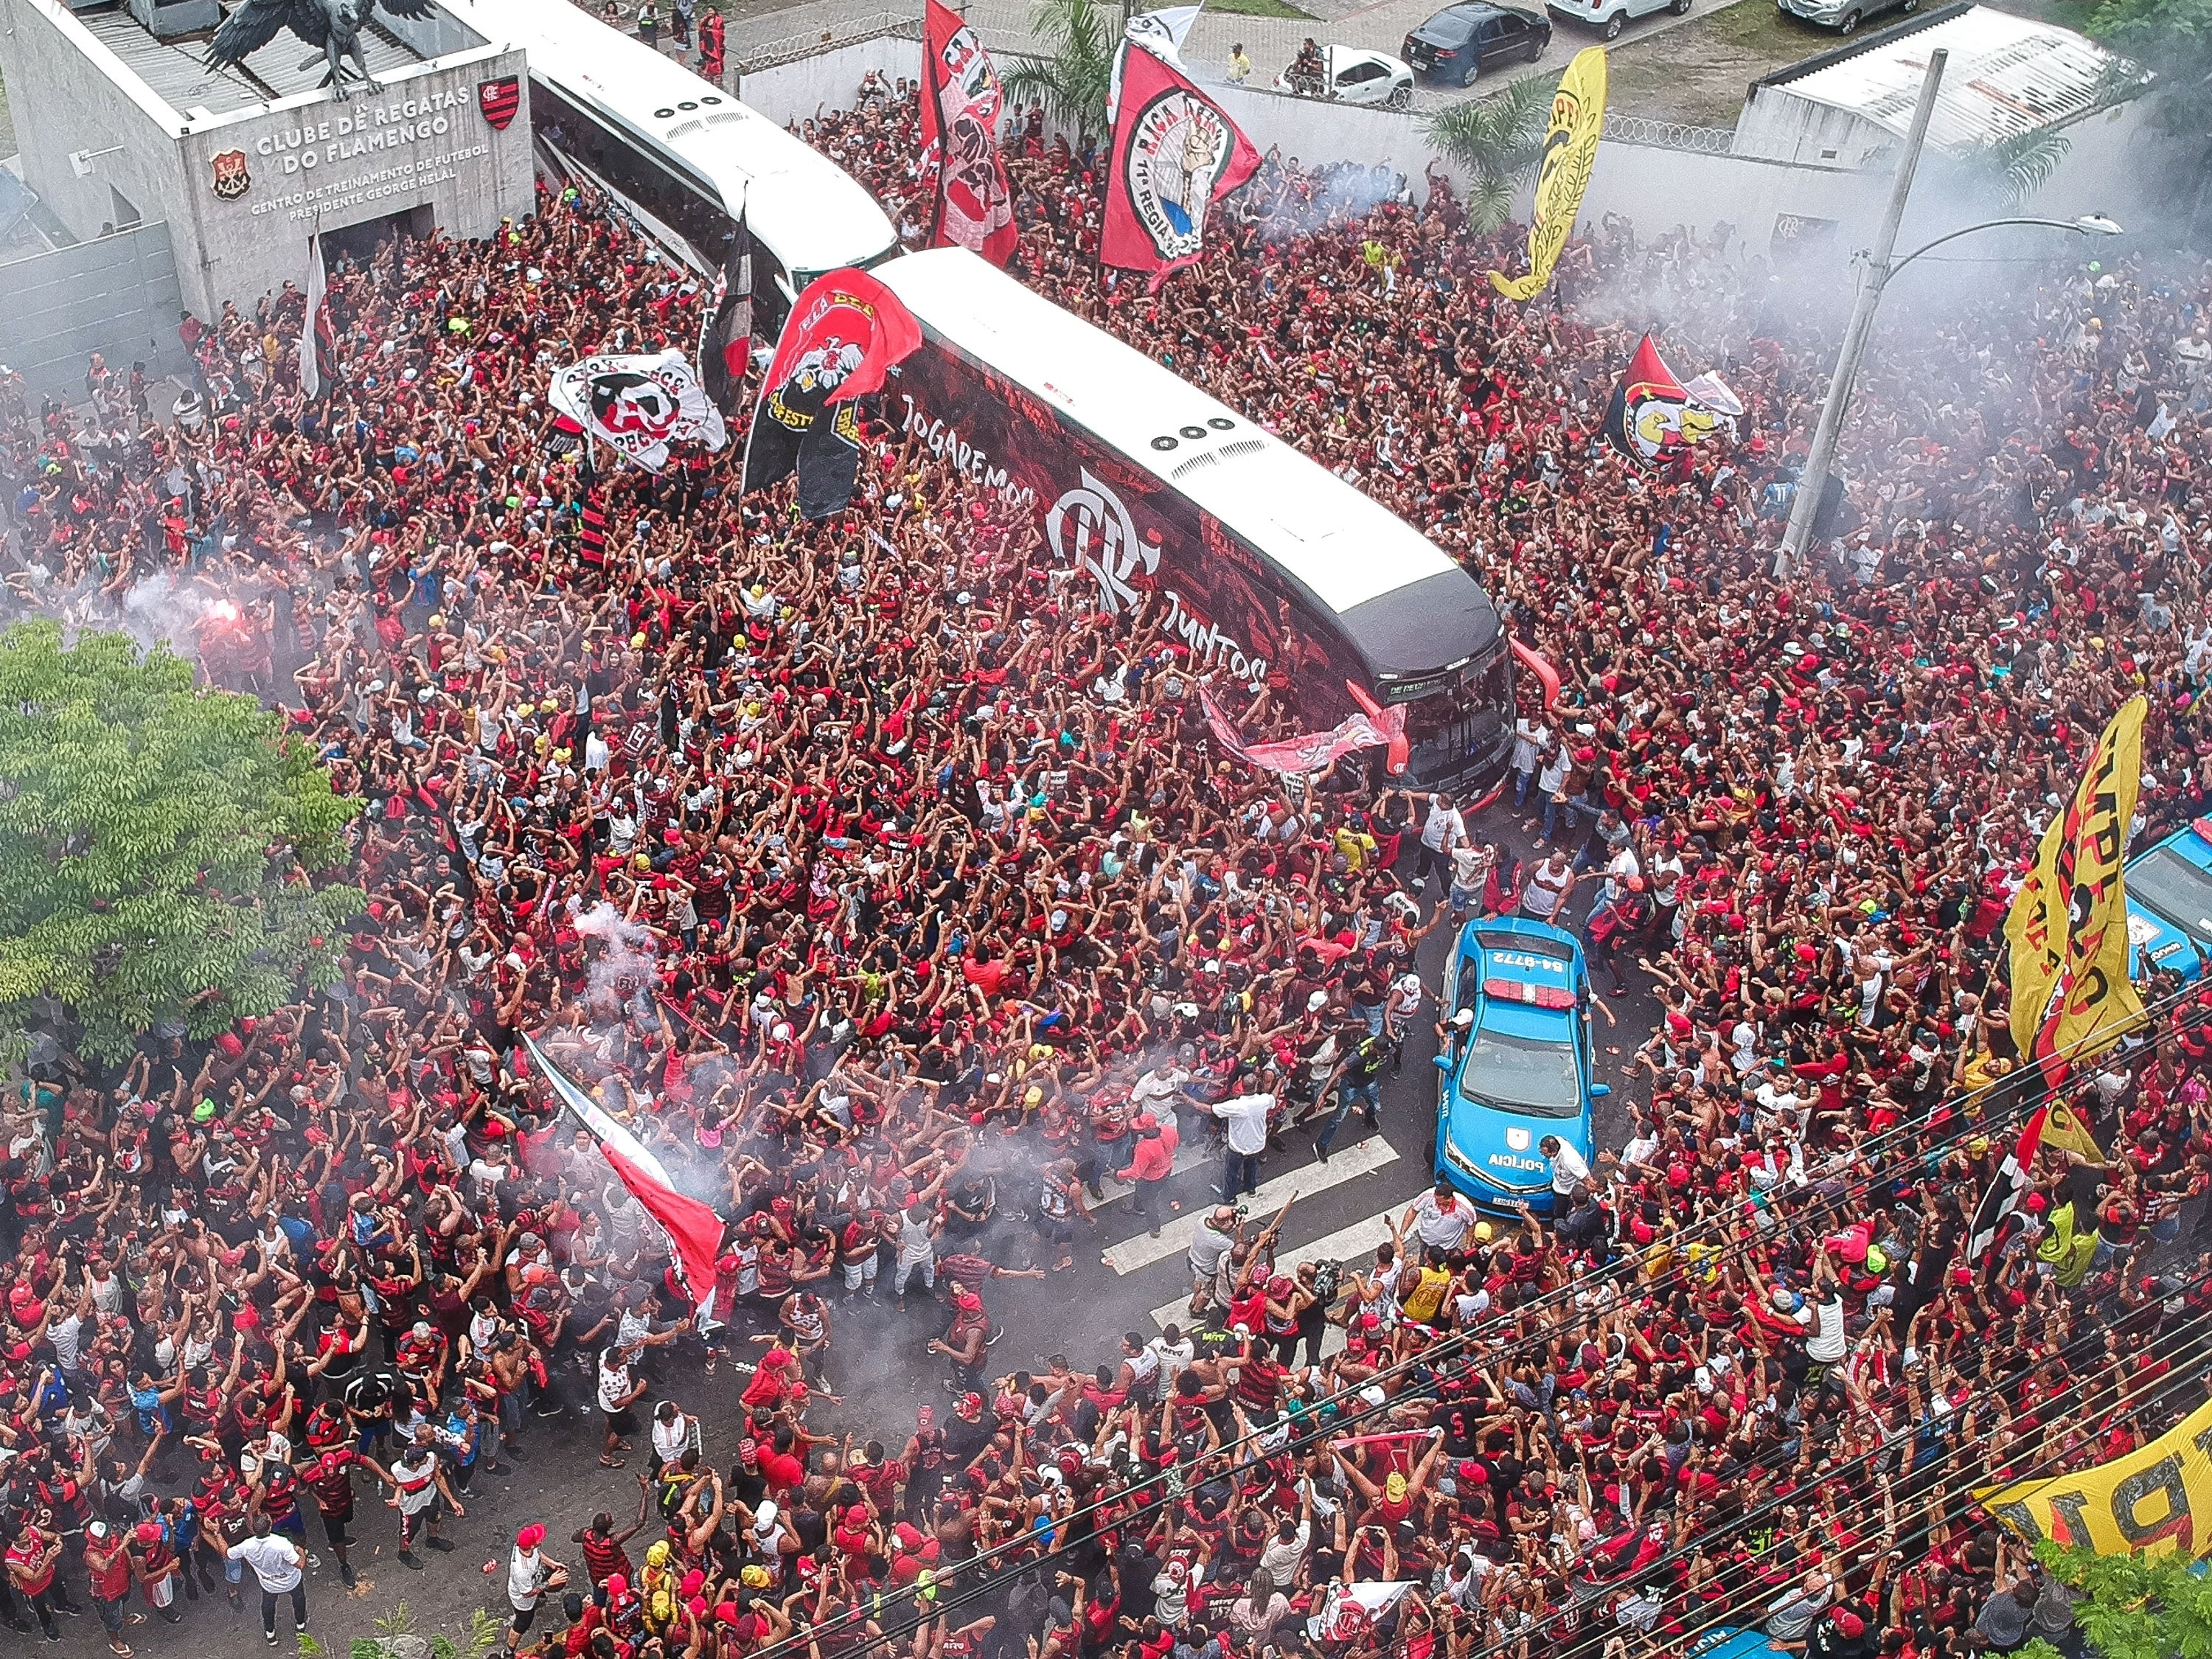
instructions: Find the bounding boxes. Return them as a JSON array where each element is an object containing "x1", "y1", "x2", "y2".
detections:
[{"x1": 520, "y1": 1032, "x2": 723, "y2": 1305}]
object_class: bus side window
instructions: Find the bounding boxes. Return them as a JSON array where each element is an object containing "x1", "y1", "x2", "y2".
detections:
[{"x1": 752, "y1": 245, "x2": 793, "y2": 341}]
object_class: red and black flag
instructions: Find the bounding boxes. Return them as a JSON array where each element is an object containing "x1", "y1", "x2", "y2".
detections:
[
  {"x1": 919, "y1": 0, "x2": 1018, "y2": 265},
  {"x1": 521, "y1": 1034, "x2": 723, "y2": 1306},
  {"x1": 697, "y1": 214, "x2": 754, "y2": 413},
  {"x1": 577, "y1": 485, "x2": 608, "y2": 566},
  {"x1": 1102, "y1": 42, "x2": 1259, "y2": 291},
  {"x1": 740, "y1": 267, "x2": 921, "y2": 521},
  {"x1": 1966, "y1": 1105, "x2": 2048, "y2": 1264},
  {"x1": 1603, "y1": 334, "x2": 1689, "y2": 467}
]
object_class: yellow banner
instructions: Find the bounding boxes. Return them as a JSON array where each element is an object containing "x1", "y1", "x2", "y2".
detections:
[
  {"x1": 1979, "y1": 1394, "x2": 2212, "y2": 1558},
  {"x1": 2006, "y1": 696, "x2": 2146, "y2": 1057},
  {"x1": 1488, "y1": 48, "x2": 1607, "y2": 302},
  {"x1": 2042, "y1": 1099, "x2": 2106, "y2": 1162}
]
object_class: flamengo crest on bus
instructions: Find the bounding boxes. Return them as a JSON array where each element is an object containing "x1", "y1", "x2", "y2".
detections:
[
  {"x1": 1047, "y1": 469, "x2": 1268, "y2": 692},
  {"x1": 1124, "y1": 87, "x2": 1237, "y2": 265}
]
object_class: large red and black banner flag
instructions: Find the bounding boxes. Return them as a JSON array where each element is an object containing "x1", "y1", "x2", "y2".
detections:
[
  {"x1": 1603, "y1": 333, "x2": 1688, "y2": 466},
  {"x1": 740, "y1": 267, "x2": 922, "y2": 520},
  {"x1": 919, "y1": 0, "x2": 1018, "y2": 265},
  {"x1": 697, "y1": 211, "x2": 754, "y2": 413},
  {"x1": 1102, "y1": 42, "x2": 1259, "y2": 291}
]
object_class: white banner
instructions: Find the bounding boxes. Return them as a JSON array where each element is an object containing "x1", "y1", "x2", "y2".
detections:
[{"x1": 546, "y1": 348, "x2": 728, "y2": 471}]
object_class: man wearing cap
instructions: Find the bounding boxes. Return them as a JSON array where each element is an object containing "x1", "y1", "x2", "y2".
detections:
[
  {"x1": 84, "y1": 1520, "x2": 142, "y2": 1658},
  {"x1": 505, "y1": 1523, "x2": 568, "y2": 1649},
  {"x1": 226, "y1": 1512, "x2": 306, "y2": 1646}
]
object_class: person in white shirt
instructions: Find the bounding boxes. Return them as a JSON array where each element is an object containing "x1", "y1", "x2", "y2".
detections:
[
  {"x1": 228, "y1": 1512, "x2": 306, "y2": 1644},
  {"x1": 504, "y1": 1523, "x2": 568, "y2": 1647},
  {"x1": 1194, "y1": 1088, "x2": 1276, "y2": 1202},
  {"x1": 1186, "y1": 1208, "x2": 1241, "y2": 1314},
  {"x1": 1511, "y1": 717, "x2": 1551, "y2": 813},
  {"x1": 1415, "y1": 794, "x2": 1467, "y2": 894},
  {"x1": 1540, "y1": 1135, "x2": 1592, "y2": 1200},
  {"x1": 1402, "y1": 1179, "x2": 1477, "y2": 1254}
]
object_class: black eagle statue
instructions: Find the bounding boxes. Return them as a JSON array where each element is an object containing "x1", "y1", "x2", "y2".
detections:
[{"x1": 206, "y1": 0, "x2": 439, "y2": 96}]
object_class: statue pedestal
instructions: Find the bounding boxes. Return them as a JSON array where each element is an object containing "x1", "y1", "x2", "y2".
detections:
[{"x1": 126, "y1": 0, "x2": 221, "y2": 39}]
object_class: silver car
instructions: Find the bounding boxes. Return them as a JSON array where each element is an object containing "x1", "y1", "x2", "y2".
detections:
[{"x1": 1777, "y1": 0, "x2": 1918, "y2": 35}]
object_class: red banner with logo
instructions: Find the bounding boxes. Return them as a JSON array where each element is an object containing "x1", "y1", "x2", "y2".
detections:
[
  {"x1": 919, "y1": 0, "x2": 1018, "y2": 265},
  {"x1": 1102, "y1": 43, "x2": 1259, "y2": 291}
]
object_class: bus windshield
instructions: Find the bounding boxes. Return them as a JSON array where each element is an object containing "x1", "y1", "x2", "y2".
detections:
[{"x1": 1399, "y1": 650, "x2": 1514, "y2": 791}]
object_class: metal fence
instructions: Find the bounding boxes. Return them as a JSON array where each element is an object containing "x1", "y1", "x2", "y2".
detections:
[
  {"x1": 734, "y1": 7, "x2": 920, "y2": 70},
  {"x1": 1601, "y1": 110, "x2": 1739, "y2": 155}
]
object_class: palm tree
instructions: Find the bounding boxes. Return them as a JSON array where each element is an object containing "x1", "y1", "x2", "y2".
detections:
[
  {"x1": 1961, "y1": 127, "x2": 2072, "y2": 209},
  {"x1": 1423, "y1": 76, "x2": 1552, "y2": 234},
  {"x1": 1001, "y1": 0, "x2": 1118, "y2": 149}
]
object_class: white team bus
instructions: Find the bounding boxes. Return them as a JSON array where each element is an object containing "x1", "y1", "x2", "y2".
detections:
[
  {"x1": 443, "y1": 0, "x2": 898, "y2": 324},
  {"x1": 460, "y1": 15, "x2": 1528, "y2": 790},
  {"x1": 874, "y1": 248, "x2": 1520, "y2": 792}
]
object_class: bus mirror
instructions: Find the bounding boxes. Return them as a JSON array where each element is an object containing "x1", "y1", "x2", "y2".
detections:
[{"x1": 1588, "y1": 1082, "x2": 1611, "y2": 1098}]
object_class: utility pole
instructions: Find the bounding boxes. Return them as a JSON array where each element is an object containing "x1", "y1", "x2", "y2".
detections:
[{"x1": 1774, "y1": 48, "x2": 1947, "y2": 580}]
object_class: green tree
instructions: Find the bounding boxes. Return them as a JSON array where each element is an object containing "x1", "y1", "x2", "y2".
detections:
[
  {"x1": 0, "y1": 621, "x2": 363, "y2": 1063},
  {"x1": 2019, "y1": 1540, "x2": 2212, "y2": 1659},
  {"x1": 2087, "y1": 0, "x2": 2212, "y2": 141},
  {"x1": 1002, "y1": 0, "x2": 1118, "y2": 149},
  {"x1": 1422, "y1": 75, "x2": 1552, "y2": 234}
]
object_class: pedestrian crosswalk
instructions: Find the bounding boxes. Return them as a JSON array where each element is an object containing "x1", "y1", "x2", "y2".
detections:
[
  {"x1": 1099, "y1": 1133, "x2": 1400, "y2": 1276},
  {"x1": 1144, "y1": 1189, "x2": 1422, "y2": 1357},
  {"x1": 1092, "y1": 1135, "x2": 1213, "y2": 1207}
]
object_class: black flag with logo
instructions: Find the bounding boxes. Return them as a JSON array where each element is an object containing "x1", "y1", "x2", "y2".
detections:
[{"x1": 697, "y1": 216, "x2": 754, "y2": 414}]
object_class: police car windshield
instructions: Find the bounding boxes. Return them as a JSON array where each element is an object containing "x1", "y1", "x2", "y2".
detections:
[
  {"x1": 1458, "y1": 1029, "x2": 1581, "y2": 1116},
  {"x1": 2129, "y1": 846, "x2": 2212, "y2": 946}
]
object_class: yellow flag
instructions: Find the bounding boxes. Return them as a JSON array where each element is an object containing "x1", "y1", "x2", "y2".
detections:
[
  {"x1": 2005, "y1": 696, "x2": 2147, "y2": 1057},
  {"x1": 2042, "y1": 1099, "x2": 2106, "y2": 1162},
  {"x1": 1980, "y1": 1394, "x2": 2212, "y2": 1558},
  {"x1": 1487, "y1": 48, "x2": 1607, "y2": 302}
]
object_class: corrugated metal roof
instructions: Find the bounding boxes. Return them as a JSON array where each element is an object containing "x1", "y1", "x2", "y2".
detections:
[{"x1": 1756, "y1": 3, "x2": 2144, "y2": 148}]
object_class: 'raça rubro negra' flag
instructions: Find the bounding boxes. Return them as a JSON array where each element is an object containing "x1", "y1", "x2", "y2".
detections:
[{"x1": 1102, "y1": 41, "x2": 1259, "y2": 291}]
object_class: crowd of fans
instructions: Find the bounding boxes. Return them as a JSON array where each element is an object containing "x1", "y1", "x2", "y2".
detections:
[{"x1": 4, "y1": 52, "x2": 2212, "y2": 1659}]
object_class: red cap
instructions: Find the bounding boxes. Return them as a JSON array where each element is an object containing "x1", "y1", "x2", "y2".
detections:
[{"x1": 516, "y1": 1524, "x2": 546, "y2": 1550}]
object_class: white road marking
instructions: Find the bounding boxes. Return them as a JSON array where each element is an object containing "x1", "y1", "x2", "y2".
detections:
[
  {"x1": 1146, "y1": 1190, "x2": 1424, "y2": 1351},
  {"x1": 1100, "y1": 1133, "x2": 1399, "y2": 1276},
  {"x1": 1093, "y1": 1136, "x2": 1211, "y2": 1206}
]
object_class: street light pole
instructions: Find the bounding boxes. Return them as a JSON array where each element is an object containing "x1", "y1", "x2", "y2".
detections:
[{"x1": 1775, "y1": 48, "x2": 1947, "y2": 579}]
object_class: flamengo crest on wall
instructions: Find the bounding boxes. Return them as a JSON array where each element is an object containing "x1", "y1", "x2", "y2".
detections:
[
  {"x1": 211, "y1": 149, "x2": 251, "y2": 200},
  {"x1": 478, "y1": 75, "x2": 521, "y2": 131}
]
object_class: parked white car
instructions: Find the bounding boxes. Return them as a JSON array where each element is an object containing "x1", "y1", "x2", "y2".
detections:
[
  {"x1": 1273, "y1": 46, "x2": 1415, "y2": 108},
  {"x1": 1546, "y1": 0, "x2": 1686, "y2": 42}
]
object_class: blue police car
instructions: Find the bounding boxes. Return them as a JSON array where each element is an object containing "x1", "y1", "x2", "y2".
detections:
[
  {"x1": 1688, "y1": 1631, "x2": 1791, "y2": 1659},
  {"x1": 2124, "y1": 818, "x2": 2212, "y2": 982},
  {"x1": 1432, "y1": 918, "x2": 1605, "y2": 1214}
]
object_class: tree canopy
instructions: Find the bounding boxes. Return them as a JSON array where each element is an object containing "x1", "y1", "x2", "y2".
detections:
[
  {"x1": 2089, "y1": 0, "x2": 2212, "y2": 142},
  {"x1": 2020, "y1": 1540, "x2": 2212, "y2": 1659},
  {"x1": 0, "y1": 620, "x2": 364, "y2": 1062}
]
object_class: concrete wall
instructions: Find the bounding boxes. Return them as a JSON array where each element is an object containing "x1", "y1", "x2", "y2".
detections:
[
  {"x1": 737, "y1": 33, "x2": 920, "y2": 127},
  {"x1": 0, "y1": 0, "x2": 185, "y2": 256},
  {"x1": 1209, "y1": 80, "x2": 1449, "y2": 184},
  {"x1": 1, "y1": 0, "x2": 534, "y2": 319},
  {"x1": 1576, "y1": 138, "x2": 1888, "y2": 262},
  {"x1": 0, "y1": 220, "x2": 191, "y2": 400},
  {"x1": 173, "y1": 47, "x2": 537, "y2": 314}
]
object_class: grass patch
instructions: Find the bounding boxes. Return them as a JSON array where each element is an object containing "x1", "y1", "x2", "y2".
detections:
[
  {"x1": 1145, "y1": 0, "x2": 1315, "y2": 15},
  {"x1": 1605, "y1": 0, "x2": 1826, "y2": 125}
]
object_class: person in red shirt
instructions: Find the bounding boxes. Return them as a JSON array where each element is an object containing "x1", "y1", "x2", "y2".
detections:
[
  {"x1": 84, "y1": 1520, "x2": 142, "y2": 1658},
  {"x1": 4, "y1": 1514, "x2": 66, "y2": 1641}
]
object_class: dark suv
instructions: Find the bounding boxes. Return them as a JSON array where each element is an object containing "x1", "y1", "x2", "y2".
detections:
[{"x1": 1402, "y1": 2, "x2": 1551, "y2": 85}]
